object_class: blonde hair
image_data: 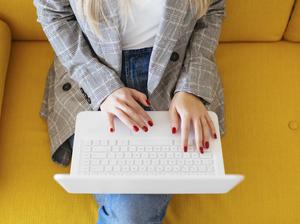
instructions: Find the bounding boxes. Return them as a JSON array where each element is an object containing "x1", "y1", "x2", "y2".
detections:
[{"x1": 76, "y1": 0, "x2": 212, "y2": 40}]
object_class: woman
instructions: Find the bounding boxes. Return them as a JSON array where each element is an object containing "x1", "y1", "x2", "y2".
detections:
[{"x1": 34, "y1": 0, "x2": 226, "y2": 223}]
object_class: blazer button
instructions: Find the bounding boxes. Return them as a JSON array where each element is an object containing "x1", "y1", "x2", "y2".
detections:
[
  {"x1": 86, "y1": 96, "x2": 91, "y2": 104},
  {"x1": 170, "y1": 52, "x2": 179, "y2": 62},
  {"x1": 80, "y1": 87, "x2": 85, "y2": 94},
  {"x1": 62, "y1": 82, "x2": 71, "y2": 91}
]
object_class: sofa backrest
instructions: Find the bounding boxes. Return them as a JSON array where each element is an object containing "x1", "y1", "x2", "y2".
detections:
[{"x1": 0, "y1": 0, "x2": 299, "y2": 42}]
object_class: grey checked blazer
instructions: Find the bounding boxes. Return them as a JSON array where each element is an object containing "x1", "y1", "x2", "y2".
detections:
[{"x1": 34, "y1": 0, "x2": 226, "y2": 164}]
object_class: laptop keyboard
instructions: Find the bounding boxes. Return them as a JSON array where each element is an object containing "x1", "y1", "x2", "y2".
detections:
[{"x1": 79, "y1": 138, "x2": 216, "y2": 176}]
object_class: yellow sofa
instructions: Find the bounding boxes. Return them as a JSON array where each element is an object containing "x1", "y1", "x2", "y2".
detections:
[{"x1": 0, "y1": 0, "x2": 299, "y2": 223}]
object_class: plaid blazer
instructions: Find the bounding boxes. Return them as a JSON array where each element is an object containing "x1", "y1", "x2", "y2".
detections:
[{"x1": 33, "y1": 0, "x2": 226, "y2": 165}]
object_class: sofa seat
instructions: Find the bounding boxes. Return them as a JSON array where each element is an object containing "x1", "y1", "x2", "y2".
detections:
[{"x1": 0, "y1": 40, "x2": 299, "y2": 223}]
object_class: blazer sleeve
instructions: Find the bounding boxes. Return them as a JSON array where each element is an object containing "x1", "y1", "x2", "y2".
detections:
[
  {"x1": 33, "y1": 0, "x2": 125, "y2": 111},
  {"x1": 174, "y1": 0, "x2": 226, "y2": 106}
]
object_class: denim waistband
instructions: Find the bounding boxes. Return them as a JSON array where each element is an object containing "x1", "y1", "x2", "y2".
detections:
[{"x1": 122, "y1": 46, "x2": 153, "y2": 57}]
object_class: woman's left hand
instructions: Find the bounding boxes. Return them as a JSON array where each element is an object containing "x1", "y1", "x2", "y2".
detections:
[{"x1": 169, "y1": 91, "x2": 218, "y2": 153}]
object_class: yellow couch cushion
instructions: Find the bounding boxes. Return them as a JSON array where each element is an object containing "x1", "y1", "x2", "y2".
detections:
[
  {"x1": 0, "y1": 20, "x2": 11, "y2": 118},
  {"x1": 0, "y1": 0, "x2": 296, "y2": 41},
  {"x1": 0, "y1": 42, "x2": 97, "y2": 223},
  {"x1": 220, "y1": 0, "x2": 295, "y2": 41},
  {"x1": 284, "y1": 0, "x2": 300, "y2": 42},
  {"x1": 0, "y1": 40, "x2": 299, "y2": 223}
]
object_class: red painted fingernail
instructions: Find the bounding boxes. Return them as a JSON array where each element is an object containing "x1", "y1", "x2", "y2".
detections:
[
  {"x1": 205, "y1": 141, "x2": 209, "y2": 148},
  {"x1": 109, "y1": 127, "x2": 114, "y2": 132},
  {"x1": 133, "y1": 125, "x2": 139, "y2": 132},
  {"x1": 172, "y1": 127, "x2": 177, "y2": 134},
  {"x1": 213, "y1": 133, "x2": 217, "y2": 139},
  {"x1": 142, "y1": 126, "x2": 148, "y2": 132},
  {"x1": 184, "y1": 145, "x2": 188, "y2": 152},
  {"x1": 146, "y1": 99, "x2": 151, "y2": 106},
  {"x1": 148, "y1": 120, "x2": 153, "y2": 126},
  {"x1": 200, "y1": 147, "x2": 204, "y2": 154}
]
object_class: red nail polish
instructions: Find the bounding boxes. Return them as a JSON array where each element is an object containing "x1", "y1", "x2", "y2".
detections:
[
  {"x1": 133, "y1": 125, "x2": 139, "y2": 132},
  {"x1": 142, "y1": 126, "x2": 148, "y2": 132},
  {"x1": 184, "y1": 145, "x2": 188, "y2": 152},
  {"x1": 205, "y1": 141, "x2": 209, "y2": 148},
  {"x1": 148, "y1": 120, "x2": 153, "y2": 126},
  {"x1": 109, "y1": 127, "x2": 114, "y2": 132},
  {"x1": 200, "y1": 147, "x2": 204, "y2": 154},
  {"x1": 146, "y1": 99, "x2": 151, "y2": 106},
  {"x1": 213, "y1": 133, "x2": 217, "y2": 139},
  {"x1": 172, "y1": 127, "x2": 177, "y2": 134}
]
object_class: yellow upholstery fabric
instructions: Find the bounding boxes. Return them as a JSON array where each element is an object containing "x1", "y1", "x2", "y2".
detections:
[
  {"x1": 0, "y1": 41, "x2": 299, "y2": 223},
  {"x1": 284, "y1": 0, "x2": 300, "y2": 42},
  {"x1": 0, "y1": 42, "x2": 97, "y2": 223},
  {"x1": 0, "y1": 0, "x2": 295, "y2": 41},
  {"x1": 220, "y1": 0, "x2": 295, "y2": 41},
  {"x1": 0, "y1": 0, "x2": 46, "y2": 40},
  {"x1": 0, "y1": 20, "x2": 11, "y2": 118}
]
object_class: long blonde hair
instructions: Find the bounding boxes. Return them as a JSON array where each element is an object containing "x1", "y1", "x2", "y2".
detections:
[{"x1": 76, "y1": 0, "x2": 212, "y2": 39}]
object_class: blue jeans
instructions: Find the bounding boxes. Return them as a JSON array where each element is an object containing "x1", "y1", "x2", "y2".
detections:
[{"x1": 68, "y1": 47, "x2": 173, "y2": 224}]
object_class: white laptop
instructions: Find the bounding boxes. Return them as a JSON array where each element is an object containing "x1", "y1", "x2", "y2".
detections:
[{"x1": 54, "y1": 111, "x2": 244, "y2": 194}]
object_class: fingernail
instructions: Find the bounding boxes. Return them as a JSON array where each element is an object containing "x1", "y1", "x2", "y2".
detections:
[
  {"x1": 148, "y1": 120, "x2": 153, "y2": 126},
  {"x1": 200, "y1": 147, "x2": 204, "y2": 154},
  {"x1": 184, "y1": 145, "x2": 188, "y2": 152},
  {"x1": 146, "y1": 99, "x2": 151, "y2": 106},
  {"x1": 133, "y1": 125, "x2": 139, "y2": 132},
  {"x1": 172, "y1": 127, "x2": 177, "y2": 134},
  {"x1": 213, "y1": 133, "x2": 217, "y2": 139},
  {"x1": 109, "y1": 127, "x2": 114, "y2": 132},
  {"x1": 142, "y1": 126, "x2": 148, "y2": 132},
  {"x1": 205, "y1": 141, "x2": 209, "y2": 148}
]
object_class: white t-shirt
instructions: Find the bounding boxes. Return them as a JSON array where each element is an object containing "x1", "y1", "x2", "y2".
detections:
[{"x1": 120, "y1": 0, "x2": 166, "y2": 50}]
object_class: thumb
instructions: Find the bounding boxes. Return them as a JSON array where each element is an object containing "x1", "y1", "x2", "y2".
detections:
[
  {"x1": 130, "y1": 88, "x2": 150, "y2": 107},
  {"x1": 169, "y1": 105, "x2": 179, "y2": 135}
]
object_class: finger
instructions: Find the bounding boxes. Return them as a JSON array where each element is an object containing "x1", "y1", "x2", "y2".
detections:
[
  {"x1": 107, "y1": 112, "x2": 115, "y2": 133},
  {"x1": 200, "y1": 116, "x2": 210, "y2": 149},
  {"x1": 112, "y1": 108, "x2": 140, "y2": 132},
  {"x1": 193, "y1": 118, "x2": 204, "y2": 154},
  {"x1": 127, "y1": 97, "x2": 154, "y2": 127},
  {"x1": 130, "y1": 88, "x2": 150, "y2": 107},
  {"x1": 169, "y1": 106, "x2": 179, "y2": 134},
  {"x1": 205, "y1": 113, "x2": 217, "y2": 139},
  {"x1": 115, "y1": 98, "x2": 149, "y2": 132},
  {"x1": 180, "y1": 113, "x2": 191, "y2": 152}
]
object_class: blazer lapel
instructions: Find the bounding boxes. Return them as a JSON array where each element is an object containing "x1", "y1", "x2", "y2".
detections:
[{"x1": 147, "y1": 0, "x2": 190, "y2": 95}]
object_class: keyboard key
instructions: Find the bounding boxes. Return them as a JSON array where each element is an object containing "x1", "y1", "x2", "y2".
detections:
[
  {"x1": 111, "y1": 146, "x2": 119, "y2": 152},
  {"x1": 145, "y1": 146, "x2": 152, "y2": 152},
  {"x1": 92, "y1": 146, "x2": 110, "y2": 152},
  {"x1": 158, "y1": 152, "x2": 165, "y2": 158},
  {"x1": 137, "y1": 146, "x2": 144, "y2": 152},
  {"x1": 141, "y1": 153, "x2": 149, "y2": 159},
  {"x1": 133, "y1": 152, "x2": 140, "y2": 159},
  {"x1": 91, "y1": 152, "x2": 106, "y2": 159},
  {"x1": 118, "y1": 140, "x2": 129, "y2": 145},
  {"x1": 120, "y1": 146, "x2": 128, "y2": 152},
  {"x1": 129, "y1": 146, "x2": 136, "y2": 152},
  {"x1": 116, "y1": 152, "x2": 123, "y2": 159},
  {"x1": 124, "y1": 152, "x2": 132, "y2": 159}
]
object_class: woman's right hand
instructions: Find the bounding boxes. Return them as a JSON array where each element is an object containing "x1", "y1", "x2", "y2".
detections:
[{"x1": 99, "y1": 87, "x2": 154, "y2": 133}]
